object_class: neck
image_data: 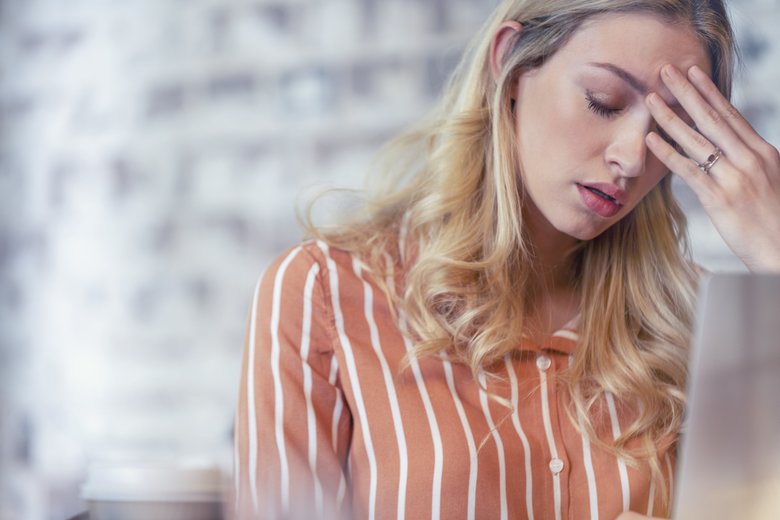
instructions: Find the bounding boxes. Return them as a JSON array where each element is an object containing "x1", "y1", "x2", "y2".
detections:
[
  {"x1": 524, "y1": 208, "x2": 580, "y2": 291},
  {"x1": 521, "y1": 206, "x2": 582, "y2": 340}
]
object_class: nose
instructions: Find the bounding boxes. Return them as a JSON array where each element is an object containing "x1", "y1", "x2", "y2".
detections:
[{"x1": 603, "y1": 115, "x2": 652, "y2": 179}]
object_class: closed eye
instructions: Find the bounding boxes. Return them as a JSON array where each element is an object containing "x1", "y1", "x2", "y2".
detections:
[{"x1": 586, "y1": 91, "x2": 622, "y2": 119}]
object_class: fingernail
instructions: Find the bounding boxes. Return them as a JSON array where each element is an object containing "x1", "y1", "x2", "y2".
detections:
[
  {"x1": 689, "y1": 65, "x2": 706, "y2": 80},
  {"x1": 662, "y1": 65, "x2": 678, "y2": 80},
  {"x1": 646, "y1": 132, "x2": 660, "y2": 145},
  {"x1": 646, "y1": 92, "x2": 660, "y2": 106}
]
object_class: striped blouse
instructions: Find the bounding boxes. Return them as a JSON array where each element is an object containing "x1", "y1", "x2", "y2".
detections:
[{"x1": 233, "y1": 240, "x2": 675, "y2": 520}]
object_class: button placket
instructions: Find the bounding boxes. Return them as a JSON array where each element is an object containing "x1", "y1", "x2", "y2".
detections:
[{"x1": 536, "y1": 351, "x2": 570, "y2": 516}]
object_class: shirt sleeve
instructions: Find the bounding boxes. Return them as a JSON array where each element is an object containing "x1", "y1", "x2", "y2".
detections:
[{"x1": 233, "y1": 244, "x2": 353, "y2": 520}]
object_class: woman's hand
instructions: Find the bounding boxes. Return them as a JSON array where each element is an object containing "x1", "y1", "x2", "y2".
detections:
[{"x1": 645, "y1": 64, "x2": 780, "y2": 272}]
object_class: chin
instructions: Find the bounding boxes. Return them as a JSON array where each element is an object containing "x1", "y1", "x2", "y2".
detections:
[
  {"x1": 558, "y1": 221, "x2": 613, "y2": 242},
  {"x1": 569, "y1": 230, "x2": 602, "y2": 241},
  {"x1": 561, "y1": 208, "x2": 634, "y2": 241}
]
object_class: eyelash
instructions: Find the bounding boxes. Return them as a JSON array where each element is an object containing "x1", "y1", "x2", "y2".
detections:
[
  {"x1": 586, "y1": 91, "x2": 622, "y2": 119},
  {"x1": 585, "y1": 91, "x2": 684, "y2": 152}
]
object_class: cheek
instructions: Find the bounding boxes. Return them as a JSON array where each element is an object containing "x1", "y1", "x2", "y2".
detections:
[
  {"x1": 552, "y1": 88, "x2": 606, "y2": 159},
  {"x1": 518, "y1": 82, "x2": 597, "y2": 167}
]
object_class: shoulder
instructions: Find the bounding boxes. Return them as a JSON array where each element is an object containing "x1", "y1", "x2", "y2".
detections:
[
  {"x1": 256, "y1": 240, "x2": 365, "y2": 303},
  {"x1": 260, "y1": 240, "x2": 346, "y2": 276},
  {"x1": 258, "y1": 241, "x2": 325, "y2": 294},
  {"x1": 251, "y1": 242, "x2": 352, "y2": 355}
]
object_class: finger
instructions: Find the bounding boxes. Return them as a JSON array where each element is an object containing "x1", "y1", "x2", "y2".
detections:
[
  {"x1": 687, "y1": 65, "x2": 766, "y2": 149},
  {"x1": 659, "y1": 65, "x2": 752, "y2": 163},
  {"x1": 646, "y1": 131, "x2": 718, "y2": 203},
  {"x1": 646, "y1": 92, "x2": 729, "y2": 175},
  {"x1": 688, "y1": 65, "x2": 780, "y2": 165}
]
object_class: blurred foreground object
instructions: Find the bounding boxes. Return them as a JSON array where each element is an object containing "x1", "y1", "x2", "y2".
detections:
[
  {"x1": 80, "y1": 461, "x2": 225, "y2": 520},
  {"x1": 674, "y1": 274, "x2": 780, "y2": 519}
]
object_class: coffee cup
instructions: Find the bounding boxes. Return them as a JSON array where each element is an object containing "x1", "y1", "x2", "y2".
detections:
[{"x1": 81, "y1": 461, "x2": 225, "y2": 520}]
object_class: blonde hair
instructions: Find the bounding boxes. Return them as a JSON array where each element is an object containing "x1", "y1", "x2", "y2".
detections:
[{"x1": 307, "y1": 0, "x2": 736, "y2": 514}]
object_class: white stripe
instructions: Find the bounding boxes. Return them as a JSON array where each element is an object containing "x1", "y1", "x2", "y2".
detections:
[
  {"x1": 478, "y1": 372, "x2": 508, "y2": 520},
  {"x1": 552, "y1": 329, "x2": 579, "y2": 341},
  {"x1": 605, "y1": 392, "x2": 631, "y2": 512},
  {"x1": 333, "y1": 394, "x2": 348, "y2": 513},
  {"x1": 385, "y1": 254, "x2": 444, "y2": 519},
  {"x1": 579, "y1": 410, "x2": 599, "y2": 520},
  {"x1": 579, "y1": 418, "x2": 600, "y2": 520},
  {"x1": 317, "y1": 241, "x2": 380, "y2": 520},
  {"x1": 329, "y1": 355, "x2": 342, "y2": 453},
  {"x1": 569, "y1": 356, "x2": 598, "y2": 520},
  {"x1": 504, "y1": 356, "x2": 534, "y2": 520},
  {"x1": 331, "y1": 392, "x2": 344, "y2": 453},
  {"x1": 646, "y1": 478, "x2": 656, "y2": 516},
  {"x1": 441, "y1": 355, "x2": 478, "y2": 520},
  {"x1": 247, "y1": 275, "x2": 264, "y2": 512},
  {"x1": 398, "y1": 310, "x2": 444, "y2": 520},
  {"x1": 328, "y1": 355, "x2": 339, "y2": 385},
  {"x1": 300, "y1": 263, "x2": 324, "y2": 514},
  {"x1": 538, "y1": 359, "x2": 562, "y2": 520},
  {"x1": 329, "y1": 356, "x2": 346, "y2": 513},
  {"x1": 329, "y1": 354, "x2": 347, "y2": 514},
  {"x1": 353, "y1": 257, "x2": 409, "y2": 520},
  {"x1": 270, "y1": 247, "x2": 303, "y2": 513}
]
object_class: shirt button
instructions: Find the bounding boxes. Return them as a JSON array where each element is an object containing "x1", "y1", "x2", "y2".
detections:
[
  {"x1": 536, "y1": 354, "x2": 551, "y2": 371},
  {"x1": 549, "y1": 458, "x2": 564, "y2": 474}
]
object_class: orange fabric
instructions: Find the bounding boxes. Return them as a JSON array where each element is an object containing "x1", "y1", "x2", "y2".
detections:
[{"x1": 234, "y1": 241, "x2": 674, "y2": 520}]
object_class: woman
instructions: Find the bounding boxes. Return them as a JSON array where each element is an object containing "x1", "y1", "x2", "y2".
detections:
[{"x1": 234, "y1": 0, "x2": 780, "y2": 518}]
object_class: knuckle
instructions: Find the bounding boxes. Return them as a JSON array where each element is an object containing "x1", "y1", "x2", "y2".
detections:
[
  {"x1": 743, "y1": 155, "x2": 762, "y2": 173},
  {"x1": 705, "y1": 106, "x2": 722, "y2": 125},
  {"x1": 660, "y1": 107, "x2": 677, "y2": 124},
  {"x1": 723, "y1": 102, "x2": 741, "y2": 121},
  {"x1": 763, "y1": 143, "x2": 780, "y2": 165},
  {"x1": 685, "y1": 158, "x2": 701, "y2": 176},
  {"x1": 657, "y1": 145, "x2": 673, "y2": 163},
  {"x1": 692, "y1": 132, "x2": 710, "y2": 149},
  {"x1": 680, "y1": 80, "x2": 696, "y2": 96},
  {"x1": 717, "y1": 185, "x2": 737, "y2": 206}
]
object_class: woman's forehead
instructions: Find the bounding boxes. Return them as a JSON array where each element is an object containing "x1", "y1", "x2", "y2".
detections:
[
  {"x1": 550, "y1": 12, "x2": 711, "y2": 91},
  {"x1": 563, "y1": 13, "x2": 709, "y2": 67}
]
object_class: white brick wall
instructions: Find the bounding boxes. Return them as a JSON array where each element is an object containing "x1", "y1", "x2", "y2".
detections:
[{"x1": 0, "y1": 1, "x2": 777, "y2": 518}]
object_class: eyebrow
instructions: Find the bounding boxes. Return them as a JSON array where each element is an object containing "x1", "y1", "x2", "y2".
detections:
[
  {"x1": 588, "y1": 62, "x2": 649, "y2": 94},
  {"x1": 588, "y1": 61, "x2": 683, "y2": 109}
]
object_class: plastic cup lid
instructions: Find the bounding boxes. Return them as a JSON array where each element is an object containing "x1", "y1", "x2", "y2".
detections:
[{"x1": 81, "y1": 461, "x2": 224, "y2": 502}]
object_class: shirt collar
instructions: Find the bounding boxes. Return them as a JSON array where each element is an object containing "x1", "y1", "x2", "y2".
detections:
[{"x1": 519, "y1": 328, "x2": 579, "y2": 355}]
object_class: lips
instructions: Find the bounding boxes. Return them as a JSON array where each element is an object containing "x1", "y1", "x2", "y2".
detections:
[{"x1": 576, "y1": 183, "x2": 625, "y2": 218}]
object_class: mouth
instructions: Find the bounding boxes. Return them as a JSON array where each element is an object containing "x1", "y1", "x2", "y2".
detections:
[
  {"x1": 576, "y1": 183, "x2": 625, "y2": 218},
  {"x1": 583, "y1": 185, "x2": 619, "y2": 204}
]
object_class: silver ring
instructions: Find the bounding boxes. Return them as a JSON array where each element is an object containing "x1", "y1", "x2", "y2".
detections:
[{"x1": 695, "y1": 147, "x2": 722, "y2": 174}]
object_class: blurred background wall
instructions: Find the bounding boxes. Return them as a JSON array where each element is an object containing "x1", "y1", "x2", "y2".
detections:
[{"x1": 0, "y1": 0, "x2": 777, "y2": 518}]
